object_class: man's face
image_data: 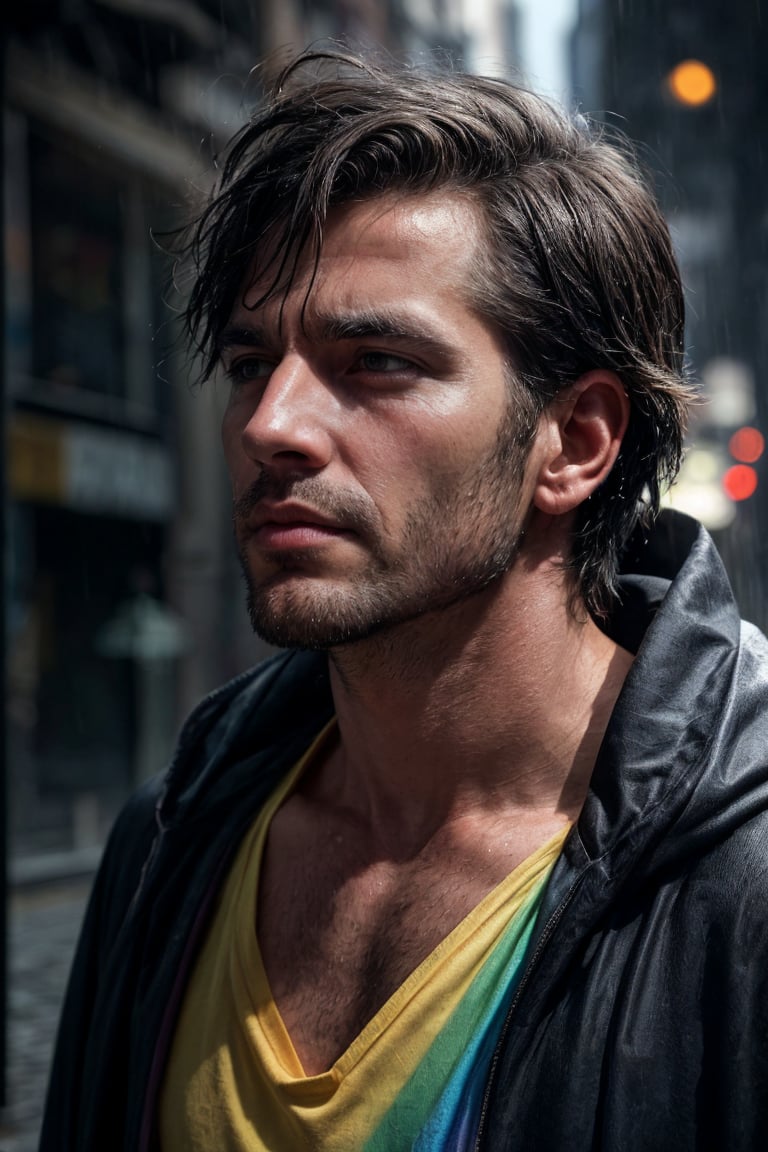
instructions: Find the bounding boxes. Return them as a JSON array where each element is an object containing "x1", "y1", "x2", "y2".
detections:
[{"x1": 220, "y1": 192, "x2": 541, "y2": 650}]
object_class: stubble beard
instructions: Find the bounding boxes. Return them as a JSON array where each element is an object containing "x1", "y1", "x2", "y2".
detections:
[{"x1": 236, "y1": 403, "x2": 533, "y2": 651}]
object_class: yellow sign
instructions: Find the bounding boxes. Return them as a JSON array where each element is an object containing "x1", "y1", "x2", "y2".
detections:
[
  {"x1": 8, "y1": 411, "x2": 173, "y2": 518},
  {"x1": 9, "y1": 414, "x2": 67, "y2": 503}
]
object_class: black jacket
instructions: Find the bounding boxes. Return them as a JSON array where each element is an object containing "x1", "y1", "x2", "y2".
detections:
[{"x1": 40, "y1": 511, "x2": 768, "y2": 1150}]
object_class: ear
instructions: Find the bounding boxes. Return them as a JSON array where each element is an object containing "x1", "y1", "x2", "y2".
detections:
[{"x1": 532, "y1": 370, "x2": 629, "y2": 517}]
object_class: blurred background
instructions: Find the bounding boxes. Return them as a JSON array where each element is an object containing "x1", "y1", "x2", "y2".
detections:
[{"x1": 1, "y1": 0, "x2": 767, "y2": 1142}]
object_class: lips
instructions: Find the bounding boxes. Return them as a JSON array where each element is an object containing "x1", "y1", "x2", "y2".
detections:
[{"x1": 244, "y1": 503, "x2": 349, "y2": 550}]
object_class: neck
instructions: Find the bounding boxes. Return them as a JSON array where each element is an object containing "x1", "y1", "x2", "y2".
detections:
[{"x1": 318, "y1": 563, "x2": 633, "y2": 851}]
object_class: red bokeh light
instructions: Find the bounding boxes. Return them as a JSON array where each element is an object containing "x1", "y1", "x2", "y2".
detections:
[
  {"x1": 723, "y1": 464, "x2": 758, "y2": 501},
  {"x1": 729, "y1": 426, "x2": 765, "y2": 464}
]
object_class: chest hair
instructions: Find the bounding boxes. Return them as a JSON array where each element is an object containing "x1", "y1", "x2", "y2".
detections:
[{"x1": 256, "y1": 795, "x2": 559, "y2": 1075}]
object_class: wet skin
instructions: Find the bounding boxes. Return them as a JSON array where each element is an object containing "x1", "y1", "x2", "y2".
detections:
[{"x1": 220, "y1": 193, "x2": 538, "y2": 650}]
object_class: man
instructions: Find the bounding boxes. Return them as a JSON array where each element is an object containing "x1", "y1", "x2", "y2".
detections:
[{"x1": 42, "y1": 48, "x2": 768, "y2": 1151}]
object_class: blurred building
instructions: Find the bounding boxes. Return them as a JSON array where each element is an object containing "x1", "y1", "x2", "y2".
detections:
[
  {"x1": 3, "y1": 0, "x2": 481, "y2": 874},
  {"x1": 461, "y1": 0, "x2": 522, "y2": 77},
  {"x1": 570, "y1": 0, "x2": 768, "y2": 628}
]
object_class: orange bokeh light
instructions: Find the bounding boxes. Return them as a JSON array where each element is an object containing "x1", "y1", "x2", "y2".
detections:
[
  {"x1": 729, "y1": 426, "x2": 765, "y2": 464},
  {"x1": 723, "y1": 464, "x2": 758, "y2": 501},
  {"x1": 668, "y1": 60, "x2": 717, "y2": 106}
]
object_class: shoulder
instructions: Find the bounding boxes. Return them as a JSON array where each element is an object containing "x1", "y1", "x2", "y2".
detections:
[
  {"x1": 91, "y1": 648, "x2": 332, "y2": 930},
  {"x1": 77, "y1": 775, "x2": 166, "y2": 955},
  {"x1": 686, "y1": 808, "x2": 768, "y2": 921},
  {"x1": 168, "y1": 647, "x2": 332, "y2": 765},
  {"x1": 638, "y1": 809, "x2": 768, "y2": 1009}
]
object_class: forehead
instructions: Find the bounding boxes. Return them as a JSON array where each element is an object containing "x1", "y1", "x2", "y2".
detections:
[{"x1": 239, "y1": 191, "x2": 486, "y2": 323}]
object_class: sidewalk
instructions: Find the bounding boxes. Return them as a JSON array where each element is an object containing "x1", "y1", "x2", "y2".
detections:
[{"x1": 0, "y1": 879, "x2": 90, "y2": 1152}]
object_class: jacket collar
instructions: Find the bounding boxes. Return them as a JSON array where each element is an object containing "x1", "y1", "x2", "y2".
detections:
[{"x1": 159, "y1": 509, "x2": 754, "y2": 888}]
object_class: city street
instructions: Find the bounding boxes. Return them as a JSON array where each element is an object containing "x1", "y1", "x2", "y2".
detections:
[{"x1": 0, "y1": 880, "x2": 90, "y2": 1151}]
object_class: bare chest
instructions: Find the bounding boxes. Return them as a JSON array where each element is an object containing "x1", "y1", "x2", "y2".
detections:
[
  {"x1": 258, "y1": 841, "x2": 474, "y2": 1073},
  {"x1": 256, "y1": 800, "x2": 561, "y2": 1075}
]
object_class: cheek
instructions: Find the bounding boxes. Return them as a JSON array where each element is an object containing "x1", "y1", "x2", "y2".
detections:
[
  {"x1": 350, "y1": 420, "x2": 478, "y2": 517},
  {"x1": 220, "y1": 400, "x2": 238, "y2": 448},
  {"x1": 221, "y1": 410, "x2": 250, "y2": 487},
  {"x1": 220, "y1": 420, "x2": 237, "y2": 467}
]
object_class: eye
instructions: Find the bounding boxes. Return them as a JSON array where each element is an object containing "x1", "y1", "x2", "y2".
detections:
[
  {"x1": 224, "y1": 356, "x2": 274, "y2": 386},
  {"x1": 357, "y1": 351, "x2": 416, "y2": 373}
]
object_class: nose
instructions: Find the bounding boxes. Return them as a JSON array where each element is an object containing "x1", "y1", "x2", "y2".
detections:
[{"x1": 237, "y1": 355, "x2": 335, "y2": 472}]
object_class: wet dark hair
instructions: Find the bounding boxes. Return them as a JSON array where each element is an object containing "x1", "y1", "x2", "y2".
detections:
[{"x1": 176, "y1": 47, "x2": 694, "y2": 617}]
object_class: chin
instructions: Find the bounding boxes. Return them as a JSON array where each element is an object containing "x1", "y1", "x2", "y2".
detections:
[
  {"x1": 246, "y1": 580, "x2": 394, "y2": 650},
  {"x1": 244, "y1": 555, "x2": 517, "y2": 652}
]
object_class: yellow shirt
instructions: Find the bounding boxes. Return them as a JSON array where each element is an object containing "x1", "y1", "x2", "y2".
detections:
[{"x1": 159, "y1": 727, "x2": 568, "y2": 1151}]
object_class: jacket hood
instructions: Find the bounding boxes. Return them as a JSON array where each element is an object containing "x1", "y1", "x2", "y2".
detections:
[{"x1": 572, "y1": 508, "x2": 768, "y2": 890}]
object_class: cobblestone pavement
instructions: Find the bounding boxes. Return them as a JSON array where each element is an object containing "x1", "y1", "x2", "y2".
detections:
[{"x1": 0, "y1": 880, "x2": 90, "y2": 1152}]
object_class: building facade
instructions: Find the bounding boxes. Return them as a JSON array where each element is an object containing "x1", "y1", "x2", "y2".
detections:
[
  {"x1": 570, "y1": 0, "x2": 768, "y2": 628},
  {"x1": 4, "y1": 0, "x2": 476, "y2": 874}
]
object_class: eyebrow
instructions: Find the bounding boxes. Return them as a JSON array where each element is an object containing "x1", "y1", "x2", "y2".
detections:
[
  {"x1": 217, "y1": 308, "x2": 454, "y2": 360},
  {"x1": 316, "y1": 308, "x2": 443, "y2": 347},
  {"x1": 217, "y1": 326, "x2": 268, "y2": 354}
]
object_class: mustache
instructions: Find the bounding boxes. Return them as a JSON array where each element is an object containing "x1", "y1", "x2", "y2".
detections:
[{"x1": 233, "y1": 474, "x2": 379, "y2": 536}]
